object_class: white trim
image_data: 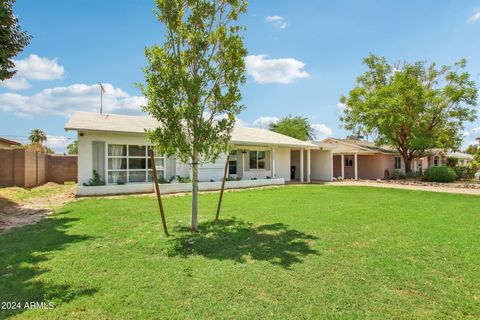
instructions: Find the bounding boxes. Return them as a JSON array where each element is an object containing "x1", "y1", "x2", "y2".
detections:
[
  {"x1": 77, "y1": 178, "x2": 286, "y2": 196},
  {"x1": 105, "y1": 143, "x2": 166, "y2": 185}
]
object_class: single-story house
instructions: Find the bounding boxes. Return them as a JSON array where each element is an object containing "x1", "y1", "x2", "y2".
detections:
[
  {"x1": 315, "y1": 138, "x2": 402, "y2": 180},
  {"x1": 65, "y1": 112, "x2": 334, "y2": 195},
  {"x1": 0, "y1": 137, "x2": 21, "y2": 149},
  {"x1": 315, "y1": 138, "x2": 474, "y2": 180}
]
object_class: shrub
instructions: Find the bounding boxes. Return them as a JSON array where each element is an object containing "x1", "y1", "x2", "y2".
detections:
[
  {"x1": 405, "y1": 171, "x2": 421, "y2": 179},
  {"x1": 83, "y1": 170, "x2": 105, "y2": 186},
  {"x1": 424, "y1": 166, "x2": 457, "y2": 182},
  {"x1": 390, "y1": 170, "x2": 406, "y2": 180},
  {"x1": 453, "y1": 165, "x2": 477, "y2": 180}
]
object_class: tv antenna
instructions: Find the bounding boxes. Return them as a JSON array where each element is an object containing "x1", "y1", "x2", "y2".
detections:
[{"x1": 98, "y1": 82, "x2": 106, "y2": 115}]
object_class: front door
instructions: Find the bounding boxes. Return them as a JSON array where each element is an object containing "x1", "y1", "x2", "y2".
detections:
[{"x1": 344, "y1": 156, "x2": 354, "y2": 179}]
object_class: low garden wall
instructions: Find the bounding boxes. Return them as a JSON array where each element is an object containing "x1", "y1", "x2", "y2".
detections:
[{"x1": 76, "y1": 178, "x2": 285, "y2": 196}]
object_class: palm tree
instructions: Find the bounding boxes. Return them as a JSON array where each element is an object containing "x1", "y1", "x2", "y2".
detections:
[{"x1": 29, "y1": 129, "x2": 47, "y2": 144}]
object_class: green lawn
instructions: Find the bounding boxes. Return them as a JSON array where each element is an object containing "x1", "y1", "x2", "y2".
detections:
[{"x1": 1, "y1": 185, "x2": 479, "y2": 319}]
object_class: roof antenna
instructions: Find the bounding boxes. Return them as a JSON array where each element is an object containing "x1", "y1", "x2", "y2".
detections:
[{"x1": 98, "y1": 82, "x2": 106, "y2": 115}]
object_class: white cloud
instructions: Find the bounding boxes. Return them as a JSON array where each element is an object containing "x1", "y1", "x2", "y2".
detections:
[
  {"x1": 235, "y1": 118, "x2": 249, "y2": 127},
  {"x1": 44, "y1": 135, "x2": 73, "y2": 152},
  {"x1": 468, "y1": 11, "x2": 480, "y2": 23},
  {"x1": 266, "y1": 15, "x2": 288, "y2": 29},
  {"x1": 312, "y1": 124, "x2": 333, "y2": 138},
  {"x1": 0, "y1": 54, "x2": 65, "y2": 90},
  {"x1": 472, "y1": 127, "x2": 480, "y2": 132},
  {"x1": 245, "y1": 55, "x2": 310, "y2": 84},
  {"x1": 252, "y1": 116, "x2": 279, "y2": 128},
  {"x1": 0, "y1": 83, "x2": 146, "y2": 118},
  {"x1": 337, "y1": 102, "x2": 346, "y2": 112}
]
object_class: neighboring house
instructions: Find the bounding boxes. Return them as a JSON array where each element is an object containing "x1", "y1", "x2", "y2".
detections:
[
  {"x1": 316, "y1": 137, "x2": 474, "y2": 180},
  {"x1": 412, "y1": 150, "x2": 473, "y2": 173},
  {"x1": 65, "y1": 112, "x2": 334, "y2": 195},
  {"x1": 314, "y1": 138, "x2": 402, "y2": 180},
  {"x1": 0, "y1": 137, "x2": 21, "y2": 149}
]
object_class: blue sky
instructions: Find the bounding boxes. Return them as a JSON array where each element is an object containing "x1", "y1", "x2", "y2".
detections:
[{"x1": 1, "y1": 0, "x2": 480, "y2": 152}]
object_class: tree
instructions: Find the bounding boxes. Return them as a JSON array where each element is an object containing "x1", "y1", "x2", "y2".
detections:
[
  {"x1": 29, "y1": 129, "x2": 47, "y2": 144},
  {"x1": 269, "y1": 115, "x2": 315, "y2": 141},
  {"x1": 464, "y1": 144, "x2": 478, "y2": 155},
  {"x1": 140, "y1": 0, "x2": 247, "y2": 231},
  {"x1": 0, "y1": 0, "x2": 31, "y2": 80},
  {"x1": 67, "y1": 140, "x2": 77, "y2": 154},
  {"x1": 340, "y1": 54, "x2": 478, "y2": 173}
]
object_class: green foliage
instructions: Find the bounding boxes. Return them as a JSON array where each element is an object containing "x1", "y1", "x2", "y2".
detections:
[
  {"x1": 67, "y1": 140, "x2": 77, "y2": 155},
  {"x1": 28, "y1": 129, "x2": 47, "y2": 144},
  {"x1": 446, "y1": 157, "x2": 458, "y2": 167},
  {"x1": 83, "y1": 170, "x2": 105, "y2": 186},
  {"x1": 390, "y1": 169, "x2": 406, "y2": 180},
  {"x1": 452, "y1": 165, "x2": 477, "y2": 180},
  {"x1": 269, "y1": 115, "x2": 315, "y2": 141},
  {"x1": 340, "y1": 54, "x2": 478, "y2": 173},
  {"x1": 140, "y1": 0, "x2": 248, "y2": 230},
  {"x1": 226, "y1": 175, "x2": 242, "y2": 181},
  {"x1": 0, "y1": 0, "x2": 31, "y2": 80},
  {"x1": 175, "y1": 175, "x2": 191, "y2": 183},
  {"x1": 2, "y1": 186, "x2": 480, "y2": 319},
  {"x1": 424, "y1": 166, "x2": 457, "y2": 182}
]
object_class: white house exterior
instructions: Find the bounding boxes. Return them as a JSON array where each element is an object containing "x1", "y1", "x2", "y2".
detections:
[{"x1": 65, "y1": 112, "x2": 333, "y2": 195}]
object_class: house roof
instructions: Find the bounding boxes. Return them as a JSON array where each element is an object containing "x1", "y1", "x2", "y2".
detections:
[
  {"x1": 0, "y1": 137, "x2": 21, "y2": 146},
  {"x1": 428, "y1": 149, "x2": 474, "y2": 160},
  {"x1": 65, "y1": 111, "x2": 317, "y2": 148},
  {"x1": 320, "y1": 138, "x2": 398, "y2": 154}
]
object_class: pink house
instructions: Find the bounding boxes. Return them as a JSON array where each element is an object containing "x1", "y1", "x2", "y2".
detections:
[{"x1": 313, "y1": 138, "x2": 473, "y2": 180}]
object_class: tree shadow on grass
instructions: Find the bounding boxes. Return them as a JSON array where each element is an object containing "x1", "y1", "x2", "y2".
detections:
[
  {"x1": 166, "y1": 218, "x2": 319, "y2": 268},
  {"x1": 0, "y1": 214, "x2": 97, "y2": 319}
]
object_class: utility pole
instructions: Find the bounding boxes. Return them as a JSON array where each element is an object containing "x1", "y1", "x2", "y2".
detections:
[{"x1": 98, "y1": 82, "x2": 105, "y2": 115}]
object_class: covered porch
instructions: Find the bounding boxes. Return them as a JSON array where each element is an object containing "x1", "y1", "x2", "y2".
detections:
[{"x1": 290, "y1": 148, "x2": 333, "y2": 182}]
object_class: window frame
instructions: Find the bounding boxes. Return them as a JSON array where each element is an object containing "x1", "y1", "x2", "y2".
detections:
[
  {"x1": 249, "y1": 150, "x2": 266, "y2": 170},
  {"x1": 106, "y1": 143, "x2": 166, "y2": 184},
  {"x1": 394, "y1": 156, "x2": 402, "y2": 169}
]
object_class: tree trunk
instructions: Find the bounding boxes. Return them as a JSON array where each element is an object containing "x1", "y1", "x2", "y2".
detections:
[
  {"x1": 403, "y1": 154, "x2": 412, "y2": 174},
  {"x1": 191, "y1": 150, "x2": 199, "y2": 232}
]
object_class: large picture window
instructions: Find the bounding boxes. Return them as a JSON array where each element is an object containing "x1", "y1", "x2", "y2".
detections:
[
  {"x1": 107, "y1": 144, "x2": 165, "y2": 184},
  {"x1": 249, "y1": 150, "x2": 266, "y2": 170}
]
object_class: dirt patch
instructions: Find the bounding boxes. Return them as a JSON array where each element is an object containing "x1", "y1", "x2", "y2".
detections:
[{"x1": 0, "y1": 183, "x2": 76, "y2": 232}]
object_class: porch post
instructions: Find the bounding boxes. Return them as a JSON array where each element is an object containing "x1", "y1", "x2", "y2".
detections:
[
  {"x1": 300, "y1": 149, "x2": 304, "y2": 182},
  {"x1": 341, "y1": 154, "x2": 345, "y2": 179},
  {"x1": 354, "y1": 153, "x2": 358, "y2": 180},
  {"x1": 272, "y1": 147, "x2": 276, "y2": 178},
  {"x1": 307, "y1": 149, "x2": 311, "y2": 183},
  {"x1": 242, "y1": 151, "x2": 245, "y2": 175}
]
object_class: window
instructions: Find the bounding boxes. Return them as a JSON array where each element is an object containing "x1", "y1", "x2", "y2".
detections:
[
  {"x1": 107, "y1": 144, "x2": 165, "y2": 184},
  {"x1": 344, "y1": 157, "x2": 353, "y2": 167},
  {"x1": 228, "y1": 150, "x2": 237, "y2": 175},
  {"x1": 249, "y1": 150, "x2": 266, "y2": 170},
  {"x1": 394, "y1": 156, "x2": 401, "y2": 169}
]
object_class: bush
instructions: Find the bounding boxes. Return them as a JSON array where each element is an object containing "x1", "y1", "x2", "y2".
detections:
[
  {"x1": 453, "y1": 165, "x2": 477, "y2": 180},
  {"x1": 390, "y1": 170, "x2": 406, "y2": 180},
  {"x1": 424, "y1": 166, "x2": 457, "y2": 182},
  {"x1": 83, "y1": 170, "x2": 105, "y2": 186}
]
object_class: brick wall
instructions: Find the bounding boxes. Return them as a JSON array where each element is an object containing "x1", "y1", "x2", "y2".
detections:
[
  {"x1": 47, "y1": 155, "x2": 77, "y2": 184},
  {"x1": 0, "y1": 149, "x2": 77, "y2": 187}
]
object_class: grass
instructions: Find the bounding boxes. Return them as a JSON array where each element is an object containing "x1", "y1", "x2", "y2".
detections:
[
  {"x1": 0, "y1": 183, "x2": 74, "y2": 209},
  {"x1": 1, "y1": 185, "x2": 479, "y2": 319}
]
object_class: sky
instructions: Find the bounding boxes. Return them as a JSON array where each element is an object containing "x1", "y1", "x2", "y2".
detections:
[{"x1": 1, "y1": 0, "x2": 480, "y2": 152}]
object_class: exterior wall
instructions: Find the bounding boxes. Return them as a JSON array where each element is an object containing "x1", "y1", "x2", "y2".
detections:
[
  {"x1": 333, "y1": 155, "x2": 342, "y2": 178},
  {"x1": 291, "y1": 150, "x2": 300, "y2": 180},
  {"x1": 274, "y1": 147, "x2": 291, "y2": 181},
  {"x1": 310, "y1": 149, "x2": 333, "y2": 181},
  {"x1": 0, "y1": 149, "x2": 77, "y2": 187},
  {"x1": 77, "y1": 131, "x2": 176, "y2": 185},
  {"x1": 77, "y1": 178, "x2": 285, "y2": 196},
  {"x1": 0, "y1": 149, "x2": 15, "y2": 186},
  {"x1": 47, "y1": 155, "x2": 78, "y2": 183},
  {"x1": 0, "y1": 140, "x2": 17, "y2": 149},
  {"x1": 77, "y1": 131, "x2": 295, "y2": 185}
]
